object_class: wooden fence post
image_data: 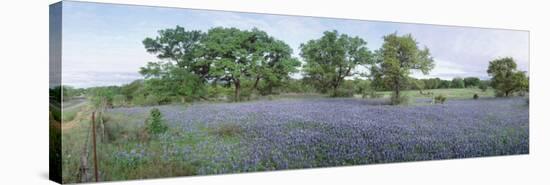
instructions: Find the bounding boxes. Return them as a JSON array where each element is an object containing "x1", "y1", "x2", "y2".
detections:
[{"x1": 91, "y1": 111, "x2": 99, "y2": 182}]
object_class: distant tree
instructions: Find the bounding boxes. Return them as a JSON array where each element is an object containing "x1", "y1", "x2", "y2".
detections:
[
  {"x1": 62, "y1": 85, "x2": 82, "y2": 101},
  {"x1": 487, "y1": 57, "x2": 528, "y2": 97},
  {"x1": 120, "y1": 80, "x2": 144, "y2": 101},
  {"x1": 373, "y1": 33, "x2": 434, "y2": 104},
  {"x1": 300, "y1": 30, "x2": 372, "y2": 96},
  {"x1": 478, "y1": 80, "x2": 489, "y2": 92},
  {"x1": 140, "y1": 61, "x2": 206, "y2": 102},
  {"x1": 463, "y1": 77, "x2": 481, "y2": 88},
  {"x1": 451, "y1": 77, "x2": 465, "y2": 88},
  {"x1": 423, "y1": 78, "x2": 440, "y2": 89},
  {"x1": 438, "y1": 80, "x2": 451, "y2": 89}
]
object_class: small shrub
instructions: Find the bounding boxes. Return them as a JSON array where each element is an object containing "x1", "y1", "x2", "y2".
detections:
[
  {"x1": 473, "y1": 94, "x2": 479, "y2": 99},
  {"x1": 146, "y1": 108, "x2": 168, "y2": 136},
  {"x1": 434, "y1": 94, "x2": 447, "y2": 104},
  {"x1": 104, "y1": 120, "x2": 124, "y2": 142}
]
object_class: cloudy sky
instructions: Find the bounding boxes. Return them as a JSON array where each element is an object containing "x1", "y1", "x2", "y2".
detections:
[{"x1": 61, "y1": 1, "x2": 529, "y2": 88}]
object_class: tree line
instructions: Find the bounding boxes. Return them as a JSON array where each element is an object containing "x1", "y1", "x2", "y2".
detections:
[{"x1": 65, "y1": 26, "x2": 528, "y2": 106}]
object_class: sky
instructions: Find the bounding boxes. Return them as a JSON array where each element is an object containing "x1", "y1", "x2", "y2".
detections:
[{"x1": 61, "y1": 1, "x2": 529, "y2": 88}]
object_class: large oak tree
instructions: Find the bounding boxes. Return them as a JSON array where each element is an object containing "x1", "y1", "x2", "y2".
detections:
[
  {"x1": 300, "y1": 30, "x2": 372, "y2": 96},
  {"x1": 487, "y1": 57, "x2": 528, "y2": 97}
]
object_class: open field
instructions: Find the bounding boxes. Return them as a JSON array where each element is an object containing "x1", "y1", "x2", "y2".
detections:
[
  {"x1": 61, "y1": 95, "x2": 528, "y2": 182},
  {"x1": 377, "y1": 88, "x2": 496, "y2": 99}
]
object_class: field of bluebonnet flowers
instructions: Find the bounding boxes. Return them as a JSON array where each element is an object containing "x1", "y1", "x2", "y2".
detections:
[{"x1": 96, "y1": 97, "x2": 528, "y2": 178}]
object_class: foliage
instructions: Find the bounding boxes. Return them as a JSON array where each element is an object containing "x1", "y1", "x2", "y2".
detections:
[
  {"x1": 366, "y1": 90, "x2": 383, "y2": 99},
  {"x1": 120, "y1": 80, "x2": 144, "y2": 101},
  {"x1": 463, "y1": 77, "x2": 481, "y2": 88},
  {"x1": 434, "y1": 94, "x2": 447, "y2": 104},
  {"x1": 438, "y1": 80, "x2": 451, "y2": 89},
  {"x1": 487, "y1": 57, "x2": 529, "y2": 97},
  {"x1": 88, "y1": 87, "x2": 116, "y2": 108},
  {"x1": 373, "y1": 33, "x2": 434, "y2": 105},
  {"x1": 390, "y1": 92, "x2": 410, "y2": 105},
  {"x1": 140, "y1": 62, "x2": 207, "y2": 102},
  {"x1": 422, "y1": 78, "x2": 440, "y2": 89},
  {"x1": 62, "y1": 85, "x2": 84, "y2": 100},
  {"x1": 479, "y1": 81, "x2": 489, "y2": 92},
  {"x1": 451, "y1": 77, "x2": 465, "y2": 88},
  {"x1": 199, "y1": 27, "x2": 300, "y2": 101},
  {"x1": 112, "y1": 94, "x2": 127, "y2": 107},
  {"x1": 280, "y1": 79, "x2": 316, "y2": 94},
  {"x1": 333, "y1": 80, "x2": 355, "y2": 97},
  {"x1": 146, "y1": 108, "x2": 168, "y2": 136},
  {"x1": 50, "y1": 104, "x2": 62, "y2": 122},
  {"x1": 473, "y1": 93, "x2": 479, "y2": 99},
  {"x1": 300, "y1": 30, "x2": 372, "y2": 96}
]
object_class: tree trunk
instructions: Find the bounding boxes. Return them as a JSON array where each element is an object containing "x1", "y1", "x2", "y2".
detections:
[
  {"x1": 252, "y1": 76, "x2": 260, "y2": 92},
  {"x1": 394, "y1": 79, "x2": 400, "y2": 104},
  {"x1": 234, "y1": 79, "x2": 241, "y2": 102}
]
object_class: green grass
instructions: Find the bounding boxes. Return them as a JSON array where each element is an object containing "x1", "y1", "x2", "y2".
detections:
[
  {"x1": 378, "y1": 88, "x2": 495, "y2": 99},
  {"x1": 60, "y1": 88, "x2": 501, "y2": 183},
  {"x1": 62, "y1": 110, "x2": 78, "y2": 122},
  {"x1": 61, "y1": 109, "x2": 246, "y2": 183}
]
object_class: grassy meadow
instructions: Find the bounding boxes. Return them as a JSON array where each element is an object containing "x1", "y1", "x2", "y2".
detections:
[{"x1": 59, "y1": 88, "x2": 528, "y2": 183}]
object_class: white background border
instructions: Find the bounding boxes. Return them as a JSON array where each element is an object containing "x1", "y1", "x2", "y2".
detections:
[{"x1": 1, "y1": 0, "x2": 548, "y2": 184}]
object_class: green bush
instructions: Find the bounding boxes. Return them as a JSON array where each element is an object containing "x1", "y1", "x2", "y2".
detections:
[
  {"x1": 473, "y1": 94, "x2": 479, "y2": 99},
  {"x1": 332, "y1": 82, "x2": 355, "y2": 97},
  {"x1": 131, "y1": 94, "x2": 146, "y2": 106},
  {"x1": 112, "y1": 94, "x2": 127, "y2": 107},
  {"x1": 146, "y1": 108, "x2": 168, "y2": 136},
  {"x1": 434, "y1": 94, "x2": 447, "y2": 104},
  {"x1": 50, "y1": 105, "x2": 62, "y2": 122}
]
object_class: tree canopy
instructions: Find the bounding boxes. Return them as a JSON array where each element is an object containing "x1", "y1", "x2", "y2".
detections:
[
  {"x1": 487, "y1": 57, "x2": 528, "y2": 97},
  {"x1": 300, "y1": 30, "x2": 372, "y2": 96},
  {"x1": 373, "y1": 33, "x2": 434, "y2": 104},
  {"x1": 140, "y1": 26, "x2": 300, "y2": 102}
]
